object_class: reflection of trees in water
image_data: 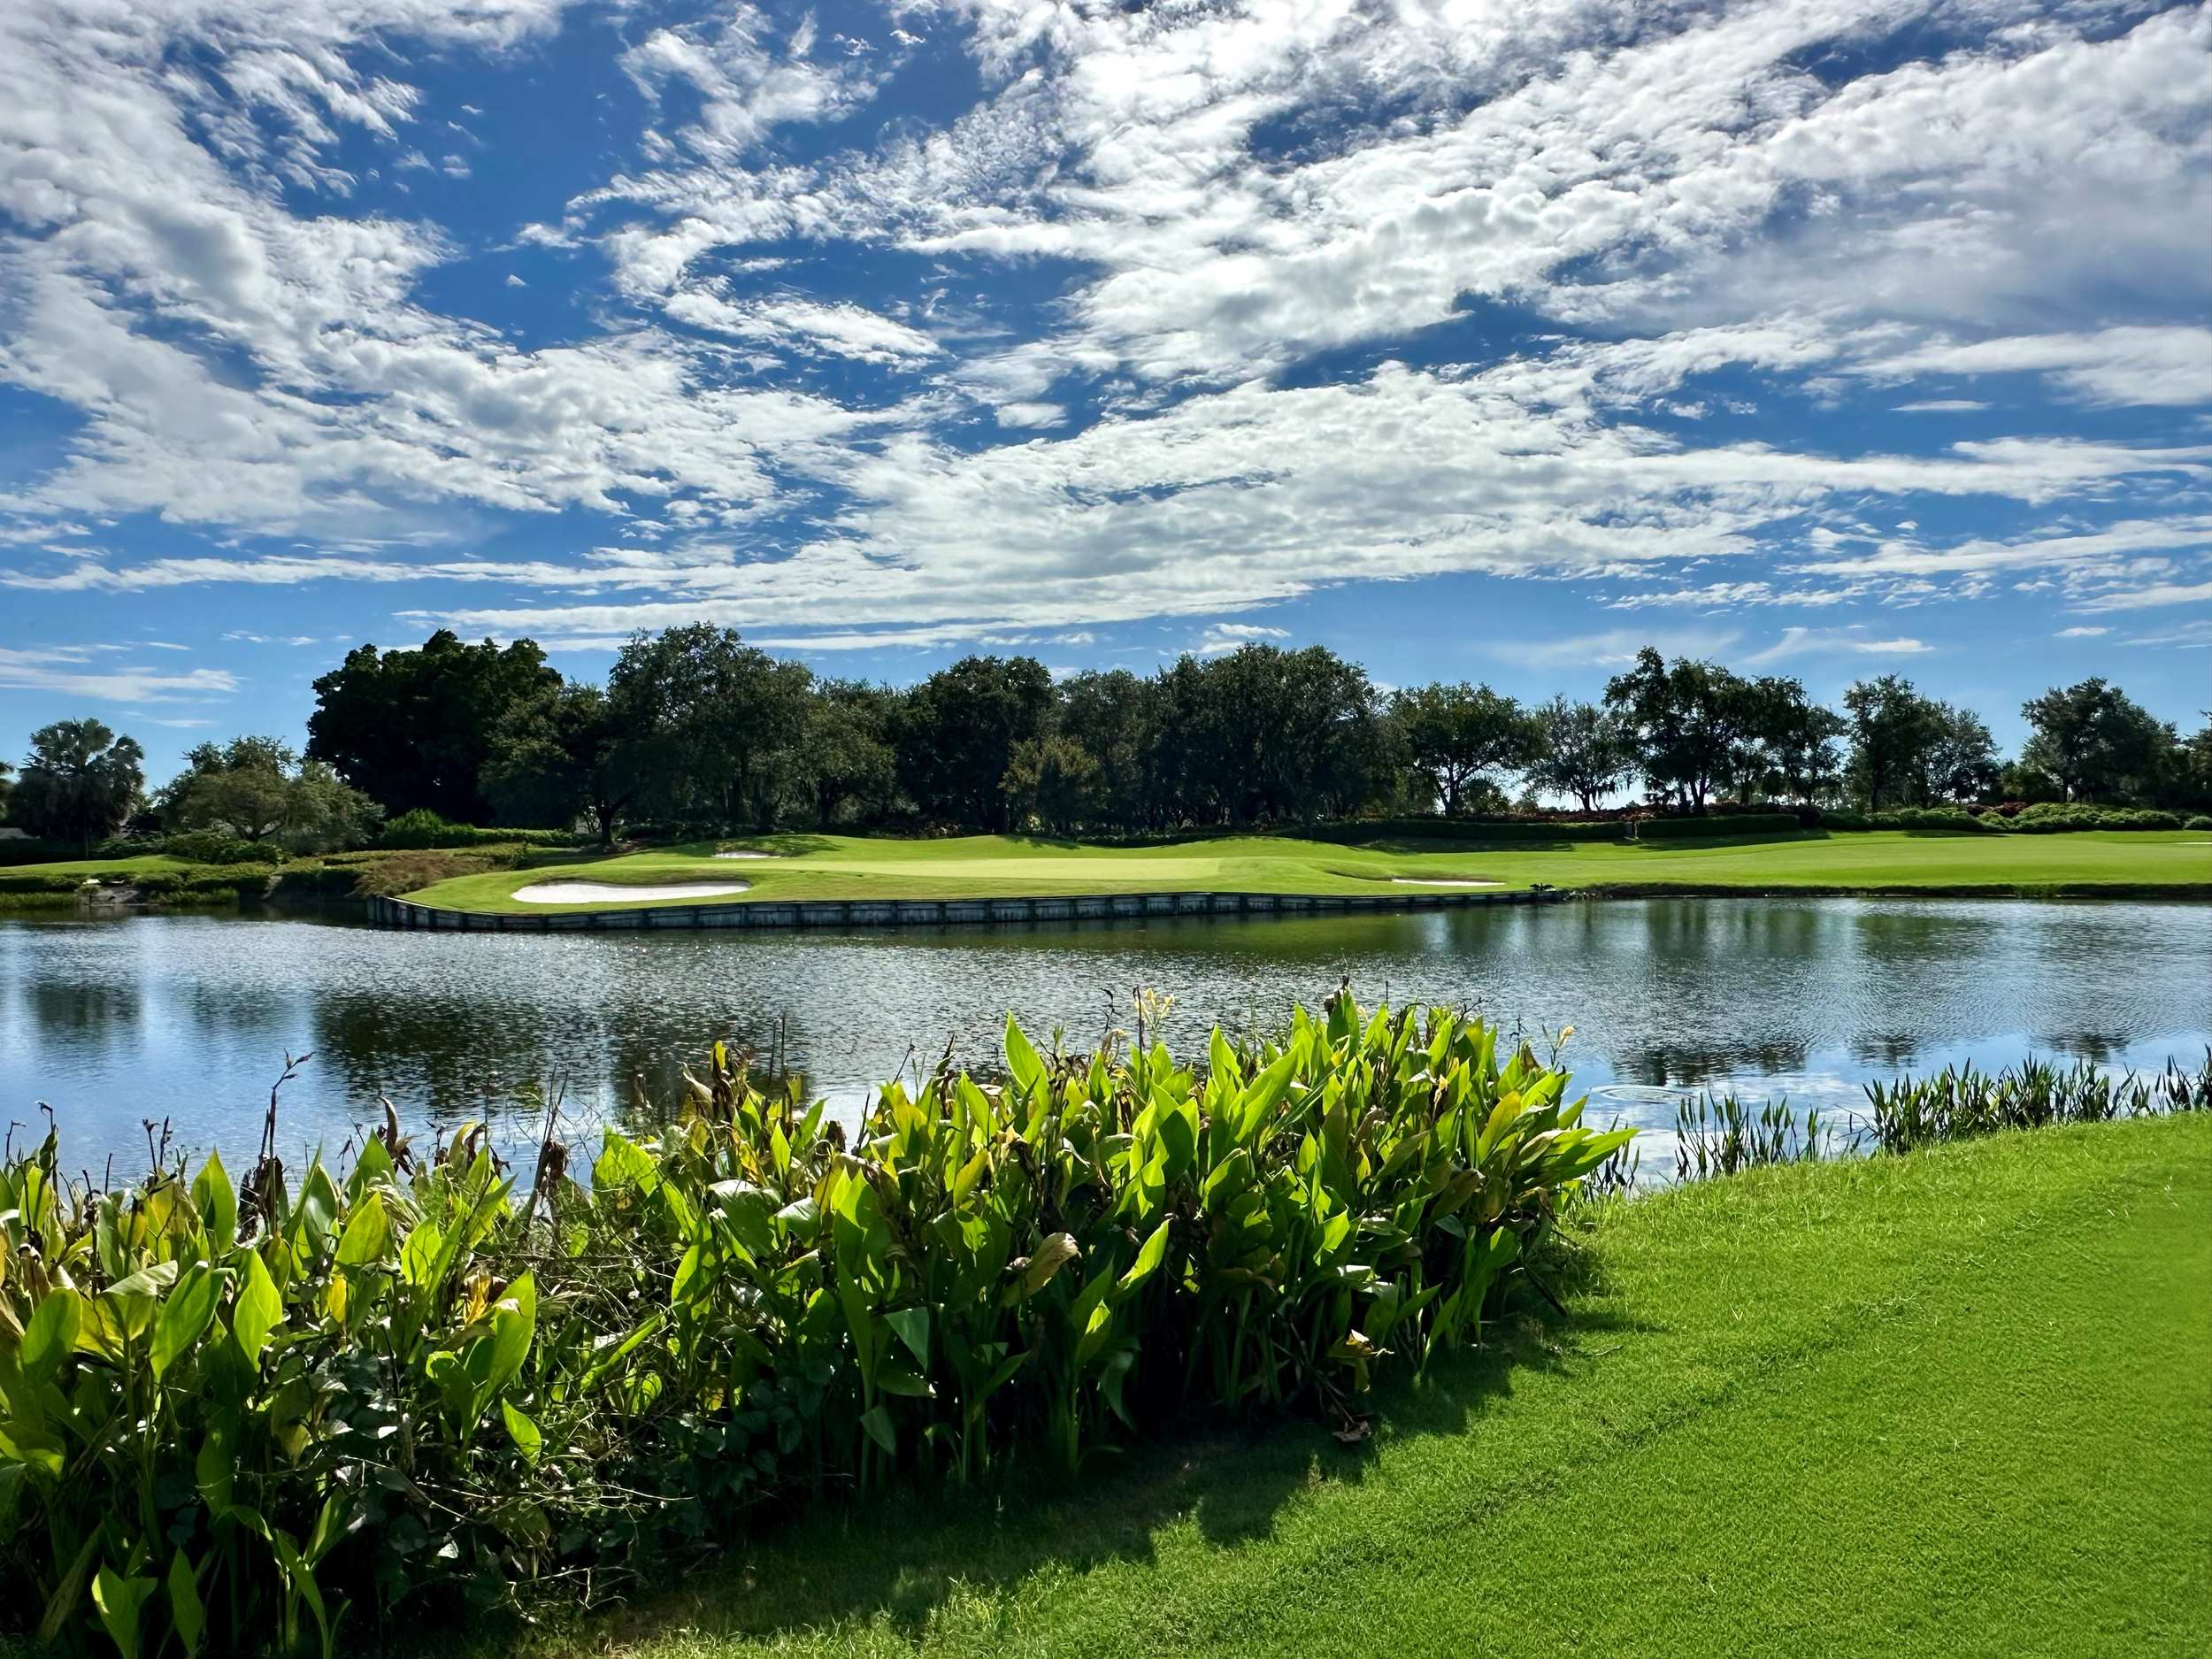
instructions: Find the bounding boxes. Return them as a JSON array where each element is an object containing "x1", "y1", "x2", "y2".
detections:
[
  {"x1": 1847, "y1": 904, "x2": 1987, "y2": 965},
  {"x1": 24, "y1": 978, "x2": 142, "y2": 1040},
  {"x1": 1613, "y1": 1038, "x2": 1811, "y2": 1091},
  {"x1": 1849, "y1": 1033, "x2": 1927, "y2": 1072},
  {"x1": 310, "y1": 995, "x2": 554, "y2": 1133},
  {"x1": 180, "y1": 982, "x2": 293, "y2": 1041},
  {"x1": 305, "y1": 988, "x2": 816, "y2": 1150},
  {"x1": 2025, "y1": 1032, "x2": 2131, "y2": 1064}
]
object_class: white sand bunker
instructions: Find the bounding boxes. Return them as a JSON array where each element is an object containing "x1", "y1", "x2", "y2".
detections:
[
  {"x1": 512, "y1": 880, "x2": 749, "y2": 904},
  {"x1": 712, "y1": 850, "x2": 780, "y2": 859},
  {"x1": 1391, "y1": 877, "x2": 1504, "y2": 888}
]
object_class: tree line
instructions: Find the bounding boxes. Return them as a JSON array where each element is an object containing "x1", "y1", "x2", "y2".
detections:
[{"x1": 4, "y1": 629, "x2": 2208, "y2": 849}]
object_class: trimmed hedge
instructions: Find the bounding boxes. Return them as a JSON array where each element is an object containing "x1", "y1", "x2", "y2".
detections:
[
  {"x1": 1634, "y1": 812, "x2": 1801, "y2": 841},
  {"x1": 379, "y1": 808, "x2": 578, "y2": 850},
  {"x1": 0, "y1": 838, "x2": 80, "y2": 867}
]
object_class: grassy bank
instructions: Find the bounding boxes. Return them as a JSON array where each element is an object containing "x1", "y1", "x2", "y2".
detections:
[
  {"x1": 0, "y1": 845, "x2": 565, "y2": 910},
  {"x1": 398, "y1": 828, "x2": 2212, "y2": 913},
  {"x1": 483, "y1": 1114, "x2": 2212, "y2": 1659}
]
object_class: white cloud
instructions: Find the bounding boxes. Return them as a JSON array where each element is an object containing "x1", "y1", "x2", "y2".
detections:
[
  {"x1": 664, "y1": 290, "x2": 941, "y2": 365},
  {"x1": 995, "y1": 401, "x2": 1067, "y2": 429},
  {"x1": 2070, "y1": 580, "x2": 2212, "y2": 614},
  {"x1": 1855, "y1": 327, "x2": 2212, "y2": 409},
  {"x1": 0, "y1": 645, "x2": 238, "y2": 702},
  {"x1": 1740, "y1": 626, "x2": 1932, "y2": 666},
  {"x1": 1192, "y1": 621, "x2": 1290, "y2": 657},
  {"x1": 2054, "y1": 626, "x2": 2110, "y2": 638}
]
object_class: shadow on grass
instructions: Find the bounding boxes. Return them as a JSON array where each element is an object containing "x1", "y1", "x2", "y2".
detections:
[
  {"x1": 657, "y1": 834, "x2": 842, "y2": 858},
  {"x1": 1361, "y1": 836, "x2": 1584, "y2": 854},
  {"x1": 406, "y1": 1253, "x2": 1652, "y2": 1657}
]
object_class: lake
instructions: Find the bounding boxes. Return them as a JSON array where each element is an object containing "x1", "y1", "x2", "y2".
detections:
[{"x1": 4, "y1": 897, "x2": 2208, "y2": 1177}]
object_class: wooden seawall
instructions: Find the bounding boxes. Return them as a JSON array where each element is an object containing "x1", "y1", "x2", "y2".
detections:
[{"x1": 366, "y1": 887, "x2": 1568, "y2": 933}]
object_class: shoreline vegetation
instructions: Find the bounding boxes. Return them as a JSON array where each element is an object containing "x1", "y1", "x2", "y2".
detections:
[
  {"x1": 3, "y1": 826, "x2": 2208, "y2": 918},
  {"x1": 1, "y1": 994, "x2": 2205, "y2": 1658}
]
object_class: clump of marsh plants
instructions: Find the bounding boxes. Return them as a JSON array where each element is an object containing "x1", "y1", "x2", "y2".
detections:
[
  {"x1": 1865, "y1": 1050, "x2": 2212, "y2": 1153},
  {"x1": 1671, "y1": 1093, "x2": 1827, "y2": 1182}
]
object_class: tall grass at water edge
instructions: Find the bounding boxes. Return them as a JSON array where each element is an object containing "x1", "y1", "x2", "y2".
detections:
[{"x1": 1581, "y1": 1050, "x2": 2212, "y2": 1193}]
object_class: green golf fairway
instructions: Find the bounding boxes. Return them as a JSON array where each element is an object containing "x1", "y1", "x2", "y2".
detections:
[
  {"x1": 402, "y1": 828, "x2": 2212, "y2": 912},
  {"x1": 474, "y1": 1115, "x2": 2209, "y2": 1659}
]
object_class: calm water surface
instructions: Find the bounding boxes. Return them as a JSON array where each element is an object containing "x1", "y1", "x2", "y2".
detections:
[{"x1": 3, "y1": 898, "x2": 2207, "y2": 1174}]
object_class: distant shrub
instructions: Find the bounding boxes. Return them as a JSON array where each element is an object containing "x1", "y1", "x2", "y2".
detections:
[
  {"x1": 0, "y1": 870, "x2": 89, "y2": 895},
  {"x1": 348, "y1": 851, "x2": 498, "y2": 896},
  {"x1": 380, "y1": 808, "x2": 576, "y2": 849},
  {"x1": 1308, "y1": 817, "x2": 1625, "y2": 845},
  {"x1": 1815, "y1": 807, "x2": 1996, "y2": 833},
  {"x1": 161, "y1": 830, "x2": 288, "y2": 865},
  {"x1": 0, "y1": 838, "x2": 78, "y2": 867},
  {"x1": 2187, "y1": 815, "x2": 2212, "y2": 832},
  {"x1": 2009, "y1": 803, "x2": 2183, "y2": 833}
]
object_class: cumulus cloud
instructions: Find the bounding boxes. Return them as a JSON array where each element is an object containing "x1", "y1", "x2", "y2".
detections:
[{"x1": 0, "y1": 0, "x2": 2206, "y2": 658}]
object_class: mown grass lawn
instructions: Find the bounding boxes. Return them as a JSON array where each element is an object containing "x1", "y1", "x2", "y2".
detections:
[
  {"x1": 402, "y1": 828, "x2": 2212, "y2": 911},
  {"x1": 0, "y1": 853, "x2": 198, "y2": 878},
  {"x1": 459, "y1": 1115, "x2": 2210, "y2": 1659}
]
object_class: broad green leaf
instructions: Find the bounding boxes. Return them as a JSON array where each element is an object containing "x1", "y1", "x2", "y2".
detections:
[
  {"x1": 400, "y1": 1219, "x2": 444, "y2": 1291},
  {"x1": 190, "y1": 1151, "x2": 236, "y2": 1249},
  {"x1": 230, "y1": 1248, "x2": 281, "y2": 1366},
  {"x1": 859, "y1": 1404, "x2": 896, "y2": 1456},
  {"x1": 20, "y1": 1288, "x2": 81, "y2": 1387},
  {"x1": 152, "y1": 1263, "x2": 221, "y2": 1380},
  {"x1": 1114, "y1": 1218, "x2": 1173, "y2": 1301},
  {"x1": 476, "y1": 1272, "x2": 536, "y2": 1400},
  {"x1": 1002, "y1": 1015, "x2": 1046, "y2": 1102},
  {"x1": 166, "y1": 1552, "x2": 204, "y2": 1657},
  {"x1": 874, "y1": 1359, "x2": 934, "y2": 1399},
  {"x1": 887, "y1": 1306, "x2": 931, "y2": 1369},
  {"x1": 501, "y1": 1401, "x2": 542, "y2": 1465},
  {"x1": 0, "y1": 1422, "x2": 66, "y2": 1478},
  {"x1": 332, "y1": 1192, "x2": 390, "y2": 1269},
  {"x1": 91, "y1": 1566, "x2": 156, "y2": 1659}
]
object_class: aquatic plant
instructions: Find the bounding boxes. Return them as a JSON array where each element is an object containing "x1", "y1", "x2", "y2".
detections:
[
  {"x1": 0, "y1": 991, "x2": 1630, "y2": 1654},
  {"x1": 1864, "y1": 1052, "x2": 2210, "y2": 1154},
  {"x1": 1671, "y1": 1093, "x2": 1826, "y2": 1182}
]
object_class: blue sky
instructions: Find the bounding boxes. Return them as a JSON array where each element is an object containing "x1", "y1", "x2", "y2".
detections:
[{"x1": 3, "y1": 0, "x2": 2209, "y2": 780}]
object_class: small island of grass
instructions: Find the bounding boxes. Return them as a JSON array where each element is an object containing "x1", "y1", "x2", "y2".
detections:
[{"x1": 391, "y1": 826, "x2": 2212, "y2": 917}]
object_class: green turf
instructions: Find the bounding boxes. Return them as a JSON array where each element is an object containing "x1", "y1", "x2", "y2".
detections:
[
  {"x1": 0, "y1": 853, "x2": 196, "y2": 878},
  {"x1": 469, "y1": 1116, "x2": 2210, "y2": 1659},
  {"x1": 400, "y1": 828, "x2": 2212, "y2": 912}
]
